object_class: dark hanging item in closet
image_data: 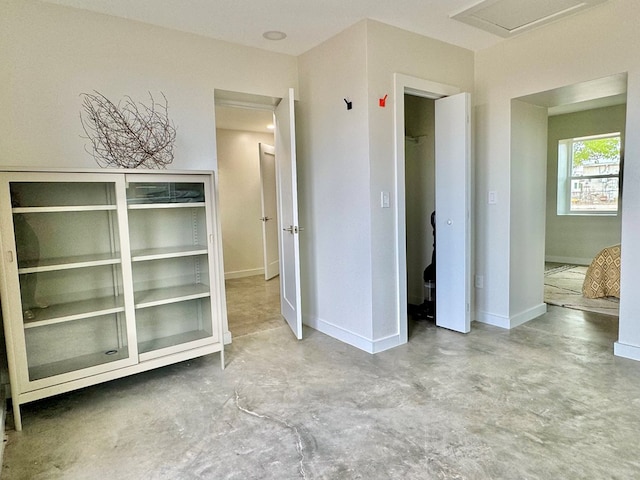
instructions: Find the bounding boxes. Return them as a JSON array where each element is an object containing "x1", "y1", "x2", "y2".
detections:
[
  {"x1": 423, "y1": 210, "x2": 436, "y2": 282},
  {"x1": 421, "y1": 211, "x2": 436, "y2": 319}
]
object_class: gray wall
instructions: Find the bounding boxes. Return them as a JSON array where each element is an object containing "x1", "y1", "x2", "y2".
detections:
[{"x1": 545, "y1": 104, "x2": 625, "y2": 264}]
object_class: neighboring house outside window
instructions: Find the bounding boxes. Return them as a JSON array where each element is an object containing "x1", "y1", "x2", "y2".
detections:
[{"x1": 557, "y1": 132, "x2": 621, "y2": 215}]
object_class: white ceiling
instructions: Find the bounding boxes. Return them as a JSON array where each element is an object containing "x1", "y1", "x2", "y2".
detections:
[
  {"x1": 39, "y1": 0, "x2": 612, "y2": 55},
  {"x1": 41, "y1": 0, "x2": 507, "y2": 55},
  {"x1": 215, "y1": 105, "x2": 274, "y2": 133}
]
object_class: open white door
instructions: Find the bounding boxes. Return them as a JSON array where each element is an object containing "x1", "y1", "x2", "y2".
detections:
[
  {"x1": 435, "y1": 92, "x2": 471, "y2": 333},
  {"x1": 274, "y1": 88, "x2": 303, "y2": 339},
  {"x1": 259, "y1": 143, "x2": 279, "y2": 280}
]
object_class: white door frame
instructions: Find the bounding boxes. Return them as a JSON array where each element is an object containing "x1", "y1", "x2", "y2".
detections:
[{"x1": 393, "y1": 73, "x2": 461, "y2": 345}]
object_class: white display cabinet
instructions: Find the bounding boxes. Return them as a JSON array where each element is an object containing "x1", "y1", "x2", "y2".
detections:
[{"x1": 0, "y1": 170, "x2": 226, "y2": 430}]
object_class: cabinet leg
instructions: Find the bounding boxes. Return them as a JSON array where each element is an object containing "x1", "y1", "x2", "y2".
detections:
[{"x1": 12, "y1": 398, "x2": 22, "y2": 431}]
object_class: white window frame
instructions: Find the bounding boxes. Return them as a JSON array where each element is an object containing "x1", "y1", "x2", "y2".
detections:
[{"x1": 557, "y1": 132, "x2": 621, "y2": 216}]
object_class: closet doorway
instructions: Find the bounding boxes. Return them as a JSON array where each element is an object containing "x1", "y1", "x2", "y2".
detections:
[
  {"x1": 393, "y1": 74, "x2": 472, "y2": 343},
  {"x1": 404, "y1": 94, "x2": 436, "y2": 323}
]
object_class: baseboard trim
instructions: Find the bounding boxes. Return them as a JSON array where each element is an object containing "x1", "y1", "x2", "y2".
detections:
[
  {"x1": 304, "y1": 315, "x2": 403, "y2": 354},
  {"x1": 545, "y1": 255, "x2": 591, "y2": 266},
  {"x1": 475, "y1": 310, "x2": 510, "y2": 329},
  {"x1": 224, "y1": 268, "x2": 264, "y2": 280},
  {"x1": 475, "y1": 303, "x2": 546, "y2": 329},
  {"x1": 614, "y1": 342, "x2": 640, "y2": 361},
  {"x1": 511, "y1": 303, "x2": 547, "y2": 328},
  {"x1": 371, "y1": 333, "x2": 403, "y2": 353}
]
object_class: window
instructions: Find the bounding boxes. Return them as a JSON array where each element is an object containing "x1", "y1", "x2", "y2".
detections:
[{"x1": 557, "y1": 132, "x2": 621, "y2": 215}]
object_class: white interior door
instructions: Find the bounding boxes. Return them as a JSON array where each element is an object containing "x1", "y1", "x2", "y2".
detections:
[
  {"x1": 259, "y1": 143, "x2": 279, "y2": 280},
  {"x1": 274, "y1": 88, "x2": 302, "y2": 339},
  {"x1": 435, "y1": 92, "x2": 471, "y2": 333}
]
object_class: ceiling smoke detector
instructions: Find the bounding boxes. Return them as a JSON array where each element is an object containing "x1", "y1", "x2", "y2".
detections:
[{"x1": 451, "y1": 0, "x2": 609, "y2": 38}]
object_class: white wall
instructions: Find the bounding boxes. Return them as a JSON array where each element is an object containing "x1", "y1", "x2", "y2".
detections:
[
  {"x1": 297, "y1": 21, "x2": 374, "y2": 345},
  {"x1": 0, "y1": 0, "x2": 297, "y2": 172},
  {"x1": 509, "y1": 100, "x2": 548, "y2": 323},
  {"x1": 474, "y1": 0, "x2": 640, "y2": 359},
  {"x1": 298, "y1": 20, "x2": 474, "y2": 352},
  {"x1": 545, "y1": 105, "x2": 625, "y2": 264},
  {"x1": 216, "y1": 129, "x2": 274, "y2": 278}
]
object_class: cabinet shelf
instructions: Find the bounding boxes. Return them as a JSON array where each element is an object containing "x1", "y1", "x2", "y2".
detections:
[
  {"x1": 138, "y1": 330, "x2": 212, "y2": 355},
  {"x1": 131, "y1": 246, "x2": 208, "y2": 262},
  {"x1": 13, "y1": 205, "x2": 116, "y2": 214},
  {"x1": 23, "y1": 296, "x2": 125, "y2": 329},
  {"x1": 18, "y1": 253, "x2": 121, "y2": 274},
  {"x1": 128, "y1": 202, "x2": 206, "y2": 210},
  {"x1": 134, "y1": 283, "x2": 211, "y2": 309},
  {"x1": 29, "y1": 348, "x2": 130, "y2": 381}
]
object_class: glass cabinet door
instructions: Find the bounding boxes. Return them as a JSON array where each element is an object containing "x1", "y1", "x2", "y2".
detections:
[
  {"x1": 7, "y1": 176, "x2": 136, "y2": 387},
  {"x1": 126, "y1": 176, "x2": 218, "y2": 360}
]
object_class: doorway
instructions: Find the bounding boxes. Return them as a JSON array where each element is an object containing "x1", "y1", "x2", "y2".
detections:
[
  {"x1": 214, "y1": 95, "x2": 283, "y2": 337},
  {"x1": 214, "y1": 88, "x2": 303, "y2": 340},
  {"x1": 393, "y1": 74, "x2": 472, "y2": 344},
  {"x1": 404, "y1": 94, "x2": 436, "y2": 324},
  {"x1": 512, "y1": 73, "x2": 627, "y2": 324}
]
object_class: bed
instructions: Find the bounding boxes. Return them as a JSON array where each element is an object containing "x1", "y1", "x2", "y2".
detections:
[{"x1": 582, "y1": 244, "x2": 621, "y2": 299}]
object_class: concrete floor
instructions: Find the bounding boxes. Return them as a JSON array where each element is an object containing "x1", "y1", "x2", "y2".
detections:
[
  {"x1": 2, "y1": 282, "x2": 640, "y2": 478},
  {"x1": 225, "y1": 275, "x2": 285, "y2": 337}
]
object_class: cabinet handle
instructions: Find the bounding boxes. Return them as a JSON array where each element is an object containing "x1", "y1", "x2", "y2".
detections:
[{"x1": 6, "y1": 251, "x2": 13, "y2": 263}]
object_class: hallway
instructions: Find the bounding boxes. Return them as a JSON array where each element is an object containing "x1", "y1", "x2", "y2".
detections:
[{"x1": 2, "y1": 306, "x2": 638, "y2": 479}]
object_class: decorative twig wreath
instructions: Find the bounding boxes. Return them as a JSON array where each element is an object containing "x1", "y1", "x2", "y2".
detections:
[{"x1": 80, "y1": 91, "x2": 176, "y2": 169}]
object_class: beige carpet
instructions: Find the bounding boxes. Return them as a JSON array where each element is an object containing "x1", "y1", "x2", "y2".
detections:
[{"x1": 545, "y1": 264, "x2": 619, "y2": 317}]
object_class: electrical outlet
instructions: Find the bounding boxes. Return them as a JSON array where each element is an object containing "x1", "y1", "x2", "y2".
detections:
[
  {"x1": 381, "y1": 191, "x2": 390, "y2": 208},
  {"x1": 475, "y1": 275, "x2": 484, "y2": 288}
]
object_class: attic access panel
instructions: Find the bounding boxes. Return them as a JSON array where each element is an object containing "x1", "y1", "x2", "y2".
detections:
[{"x1": 451, "y1": 0, "x2": 608, "y2": 37}]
